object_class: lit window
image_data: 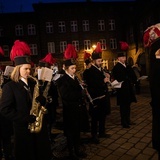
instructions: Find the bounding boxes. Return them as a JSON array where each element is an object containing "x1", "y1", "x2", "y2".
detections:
[
  {"x1": 15, "y1": 25, "x2": 23, "y2": 36},
  {"x1": 99, "y1": 39, "x2": 107, "y2": 50},
  {"x1": 72, "y1": 40, "x2": 79, "y2": 51},
  {"x1": 110, "y1": 38, "x2": 117, "y2": 49},
  {"x1": 58, "y1": 21, "x2": 66, "y2": 33},
  {"x1": 98, "y1": 20, "x2": 105, "y2": 31},
  {"x1": 82, "y1": 20, "x2": 89, "y2": 32},
  {"x1": 46, "y1": 22, "x2": 53, "y2": 33},
  {"x1": 29, "y1": 44, "x2": 38, "y2": 55},
  {"x1": 109, "y1": 19, "x2": 115, "y2": 31},
  {"x1": 71, "y1": 21, "x2": 78, "y2": 32},
  {"x1": 60, "y1": 41, "x2": 67, "y2": 53},
  {"x1": 28, "y1": 24, "x2": 36, "y2": 35},
  {"x1": 84, "y1": 40, "x2": 91, "y2": 50},
  {"x1": 48, "y1": 42, "x2": 55, "y2": 53}
]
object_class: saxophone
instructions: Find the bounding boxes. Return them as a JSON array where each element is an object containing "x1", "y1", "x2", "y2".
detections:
[{"x1": 28, "y1": 75, "x2": 47, "y2": 133}]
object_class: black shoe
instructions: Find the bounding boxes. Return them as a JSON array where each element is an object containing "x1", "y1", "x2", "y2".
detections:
[
  {"x1": 75, "y1": 151, "x2": 87, "y2": 158},
  {"x1": 99, "y1": 133, "x2": 111, "y2": 138},
  {"x1": 122, "y1": 125, "x2": 130, "y2": 128},
  {"x1": 91, "y1": 136, "x2": 100, "y2": 144}
]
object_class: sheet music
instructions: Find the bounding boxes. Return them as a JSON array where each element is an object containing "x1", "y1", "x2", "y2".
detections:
[
  {"x1": 4, "y1": 66, "x2": 14, "y2": 76},
  {"x1": 111, "y1": 80, "x2": 123, "y2": 88}
]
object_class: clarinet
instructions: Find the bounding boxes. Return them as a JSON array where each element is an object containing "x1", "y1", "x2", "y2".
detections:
[{"x1": 75, "y1": 76, "x2": 94, "y2": 105}]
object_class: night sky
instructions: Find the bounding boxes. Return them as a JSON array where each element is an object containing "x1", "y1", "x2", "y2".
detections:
[{"x1": 0, "y1": 0, "x2": 135, "y2": 13}]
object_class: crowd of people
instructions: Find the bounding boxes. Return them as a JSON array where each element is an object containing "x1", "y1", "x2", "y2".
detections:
[{"x1": 0, "y1": 40, "x2": 141, "y2": 160}]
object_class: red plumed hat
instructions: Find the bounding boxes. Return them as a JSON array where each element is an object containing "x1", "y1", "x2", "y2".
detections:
[
  {"x1": 92, "y1": 42, "x2": 102, "y2": 60},
  {"x1": 119, "y1": 41, "x2": 129, "y2": 51},
  {"x1": 64, "y1": 44, "x2": 78, "y2": 66},
  {"x1": 0, "y1": 46, "x2": 4, "y2": 56},
  {"x1": 10, "y1": 40, "x2": 31, "y2": 66},
  {"x1": 84, "y1": 51, "x2": 91, "y2": 60},
  {"x1": 39, "y1": 53, "x2": 56, "y2": 67},
  {"x1": 143, "y1": 23, "x2": 160, "y2": 48}
]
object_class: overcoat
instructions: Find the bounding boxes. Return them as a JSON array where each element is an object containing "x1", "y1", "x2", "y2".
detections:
[
  {"x1": 112, "y1": 62, "x2": 137, "y2": 105},
  {"x1": 57, "y1": 73, "x2": 89, "y2": 133},
  {"x1": 149, "y1": 39, "x2": 160, "y2": 152},
  {"x1": 0, "y1": 79, "x2": 52, "y2": 160},
  {"x1": 84, "y1": 65, "x2": 111, "y2": 116}
]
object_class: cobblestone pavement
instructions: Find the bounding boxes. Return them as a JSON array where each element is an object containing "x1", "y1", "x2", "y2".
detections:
[{"x1": 52, "y1": 79, "x2": 158, "y2": 160}]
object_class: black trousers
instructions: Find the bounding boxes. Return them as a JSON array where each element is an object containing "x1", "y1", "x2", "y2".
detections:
[
  {"x1": 89, "y1": 100, "x2": 107, "y2": 136},
  {"x1": 119, "y1": 103, "x2": 131, "y2": 126}
]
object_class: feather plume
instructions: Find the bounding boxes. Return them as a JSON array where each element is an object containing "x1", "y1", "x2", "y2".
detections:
[
  {"x1": 84, "y1": 51, "x2": 91, "y2": 60},
  {"x1": 119, "y1": 41, "x2": 129, "y2": 51},
  {"x1": 94, "y1": 42, "x2": 102, "y2": 53},
  {"x1": 64, "y1": 44, "x2": 78, "y2": 59},
  {"x1": 0, "y1": 46, "x2": 4, "y2": 56},
  {"x1": 10, "y1": 40, "x2": 31, "y2": 61},
  {"x1": 40, "y1": 53, "x2": 56, "y2": 65}
]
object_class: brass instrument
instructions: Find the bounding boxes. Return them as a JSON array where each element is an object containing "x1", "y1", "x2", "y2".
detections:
[
  {"x1": 28, "y1": 75, "x2": 47, "y2": 133},
  {"x1": 43, "y1": 81, "x2": 52, "y2": 103}
]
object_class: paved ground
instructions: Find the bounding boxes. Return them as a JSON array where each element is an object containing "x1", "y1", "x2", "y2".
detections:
[{"x1": 52, "y1": 79, "x2": 159, "y2": 160}]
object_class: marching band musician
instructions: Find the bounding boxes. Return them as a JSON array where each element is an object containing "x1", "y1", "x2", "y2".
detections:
[
  {"x1": 57, "y1": 44, "x2": 88, "y2": 160},
  {"x1": 0, "y1": 65, "x2": 14, "y2": 160},
  {"x1": 83, "y1": 42, "x2": 111, "y2": 144},
  {"x1": 0, "y1": 40, "x2": 52, "y2": 160},
  {"x1": 36, "y1": 53, "x2": 59, "y2": 141}
]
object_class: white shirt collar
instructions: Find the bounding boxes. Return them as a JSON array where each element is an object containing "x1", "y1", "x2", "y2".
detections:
[
  {"x1": 20, "y1": 77, "x2": 28, "y2": 86},
  {"x1": 65, "y1": 71, "x2": 75, "y2": 79},
  {"x1": 118, "y1": 61, "x2": 126, "y2": 67}
]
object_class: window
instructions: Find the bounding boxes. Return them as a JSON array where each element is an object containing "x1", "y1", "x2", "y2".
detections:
[
  {"x1": 58, "y1": 21, "x2": 66, "y2": 33},
  {"x1": 110, "y1": 38, "x2": 117, "y2": 49},
  {"x1": 3, "y1": 45, "x2": 9, "y2": 57},
  {"x1": 60, "y1": 41, "x2": 67, "y2": 53},
  {"x1": 98, "y1": 20, "x2": 105, "y2": 31},
  {"x1": 82, "y1": 20, "x2": 89, "y2": 31},
  {"x1": 0, "y1": 26, "x2": 4, "y2": 37},
  {"x1": 28, "y1": 24, "x2": 36, "y2": 35},
  {"x1": 46, "y1": 22, "x2": 53, "y2": 33},
  {"x1": 29, "y1": 44, "x2": 38, "y2": 55},
  {"x1": 99, "y1": 39, "x2": 107, "y2": 50},
  {"x1": 15, "y1": 25, "x2": 23, "y2": 36},
  {"x1": 84, "y1": 40, "x2": 91, "y2": 50},
  {"x1": 48, "y1": 42, "x2": 55, "y2": 53},
  {"x1": 71, "y1": 21, "x2": 78, "y2": 32},
  {"x1": 72, "y1": 40, "x2": 79, "y2": 51},
  {"x1": 109, "y1": 19, "x2": 115, "y2": 31}
]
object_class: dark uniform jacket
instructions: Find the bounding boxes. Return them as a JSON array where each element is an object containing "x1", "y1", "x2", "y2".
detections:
[
  {"x1": 84, "y1": 65, "x2": 110, "y2": 115},
  {"x1": 0, "y1": 79, "x2": 52, "y2": 160},
  {"x1": 57, "y1": 73, "x2": 89, "y2": 132},
  {"x1": 149, "y1": 39, "x2": 160, "y2": 151},
  {"x1": 112, "y1": 62, "x2": 137, "y2": 105}
]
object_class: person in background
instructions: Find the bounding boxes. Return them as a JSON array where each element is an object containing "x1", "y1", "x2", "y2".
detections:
[
  {"x1": 82, "y1": 51, "x2": 92, "y2": 82},
  {"x1": 0, "y1": 65, "x2": 14, "y2": 160},
  {"x1": 0, "y1": 40, "x2": 52, "y2": 160},
  {"x1": 132, "y1": 63, "x2": 141, "y2": 94},
  {"x1": 36, "y1": 53, "x2": 59, "y2": 142},
  {"x1": 84, "y1": 42, "x2": 111, "y2": 144},
  {"x1": 112, "y1": 52, "x2": 137, "y2": 128},
  {"x1": 57, "y1": 44, "x2": 87, "y2": 160}
]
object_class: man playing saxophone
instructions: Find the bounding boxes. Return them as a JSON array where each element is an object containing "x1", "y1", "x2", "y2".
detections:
[{"x1": 0, "y1": 40, "x2": 52, "y2": 160}]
